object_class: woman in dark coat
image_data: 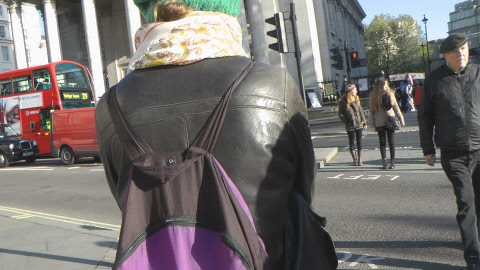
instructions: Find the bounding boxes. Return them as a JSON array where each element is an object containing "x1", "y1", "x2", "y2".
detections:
[
  {"x1": 94, "y1": 0, "x2": 336, "y2": 268},
  {"x1": 338, "y1": 84, "x2": 367, "y2": 165}
]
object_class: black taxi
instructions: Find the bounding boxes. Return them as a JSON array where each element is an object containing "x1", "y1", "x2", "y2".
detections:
[{"x1": 0, "y1": 124, "x2": 39, "y2": 167}]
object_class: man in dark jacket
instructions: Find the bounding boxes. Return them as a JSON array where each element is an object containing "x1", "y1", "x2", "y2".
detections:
[{"x1": 418, "y1": 33, "x2": 480, "y2": 270}]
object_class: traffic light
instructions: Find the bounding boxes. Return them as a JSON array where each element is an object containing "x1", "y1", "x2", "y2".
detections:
[
  {"x1": 330, "y1": 46, "x2": 343, "y2": 70},
  {"x1": 350, "y1": 51, "x2": 361, "y2": 68},
  {"x1": 265, "y1": 13, "x2": 288, "y2": 53}
]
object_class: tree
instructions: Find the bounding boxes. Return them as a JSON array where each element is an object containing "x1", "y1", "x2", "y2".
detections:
[{"x1": 364, "y1": 14, "x2": 427, "y2": 77}]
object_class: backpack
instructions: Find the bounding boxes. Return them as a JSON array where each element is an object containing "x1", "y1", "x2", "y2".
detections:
[{"x1": 106, "y1": 61, "x2": 270, "y2": 270}]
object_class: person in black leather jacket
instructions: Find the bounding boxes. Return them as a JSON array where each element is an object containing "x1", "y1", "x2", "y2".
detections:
[
  {"x1": 418, "y1": 33, "x2": 480, "y2": 270},
  {"x1": 95, "y1": 0, "x2": 336, "y2": 269}
]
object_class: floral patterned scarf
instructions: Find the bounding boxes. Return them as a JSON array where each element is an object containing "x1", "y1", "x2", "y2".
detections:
[{"x1": 129, "y1": 11, "x2": 248, "y2": 71}]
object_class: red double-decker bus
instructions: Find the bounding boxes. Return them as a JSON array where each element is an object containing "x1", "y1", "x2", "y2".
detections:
[{"x1": 0, "y1": 60, "x2": 96, "y2": 155}]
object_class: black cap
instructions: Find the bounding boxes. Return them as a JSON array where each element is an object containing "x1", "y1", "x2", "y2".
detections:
[{"x1": 439, "y1": 33, "x2": 468, "y2": 54}]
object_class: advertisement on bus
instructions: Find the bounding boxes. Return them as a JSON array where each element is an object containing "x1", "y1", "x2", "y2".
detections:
[{"x1": 0, "y1": 92, "x2": 43, "y2": 134}]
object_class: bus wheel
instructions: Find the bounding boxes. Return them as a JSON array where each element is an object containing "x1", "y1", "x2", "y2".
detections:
[
  {"x1": 60, "y1": 147, "x2": 75, "y2": 165},
  {"x1": 0, "y1": 152, "x2": 9, "y2": 168}
]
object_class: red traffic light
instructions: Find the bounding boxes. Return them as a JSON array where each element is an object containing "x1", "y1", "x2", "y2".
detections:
[{"x1": 351, "y1": 51, "x2": 358, "y2": 59}]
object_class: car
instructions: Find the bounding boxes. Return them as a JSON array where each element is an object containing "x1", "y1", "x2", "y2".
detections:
[{"x1": 0, "y1": 123, "x2": 40, "y2": 167}]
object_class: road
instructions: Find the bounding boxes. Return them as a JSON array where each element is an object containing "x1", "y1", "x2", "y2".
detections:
[{"x1": 311, "y1": 110, "x2": 464, "y2": 269}]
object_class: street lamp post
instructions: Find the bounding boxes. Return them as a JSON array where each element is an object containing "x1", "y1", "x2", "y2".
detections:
[
  {"x1": 421, "y1": 42, "x2": 426, "y2": 73},
  {"x1": 422, "y1": 15, "x2": 431, "y2": 74}
]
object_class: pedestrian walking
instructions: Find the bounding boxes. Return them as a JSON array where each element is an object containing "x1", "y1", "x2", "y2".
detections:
[
  {"x1": 338, "y1": 84, "x2": 367, "y2": 166},
  {"x1": 369, "y1": 77, "x2": 405, "y2": 169},
  {"x1": 405, "y1": 74, "x2": 415, "y2": 112},
  {"x1": 418, "y1": 33, "x2": 480, "y2": 270},
  {"x1": 413, "y1": 83, "x2": 423, "y2": 111},
  {"x1": 94, "y1": 0, "x2": 337, "y2": 268}
]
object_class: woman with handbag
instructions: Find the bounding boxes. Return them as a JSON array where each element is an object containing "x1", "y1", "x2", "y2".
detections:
[
  {"x1": 369, "y1": 78, "x2": 405, "y2": 169},
  {"x1": 94, "y1": 0, "x2": 338, "y2": 268},
  {"x1": 338, "y1": 84, "x2": 367, "y2": 166}
]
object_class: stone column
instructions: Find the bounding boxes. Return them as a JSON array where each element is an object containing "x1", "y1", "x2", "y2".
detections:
[
  {"x1": 297, "y1": 0, "x2": 323, "y2": 88},
  {"x1": 81, "y1": 0, "x2": 105, "y2": 100},
  {"x1": 245, "y1": 0, "x2": 269, "y2": 64},
  {"x1": 123, "y1": 0, "x2": 142, "y2": 57},
  {"x1": 237, "y1": 0, "x2": 250, "y2": 56},
  {"x1": 8, "y1": 1, "x2": 27, "y2": 69},
  {"x1": 42, "y1": 0, "x2": 62, "y2": 62}
]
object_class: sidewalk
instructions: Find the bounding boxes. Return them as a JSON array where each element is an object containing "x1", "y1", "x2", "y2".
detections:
[
  {"x1": 0, "y1": 206, "x2": 117, "y2": 270},
  {"x1": 314, "y1": 147, "x2": 338, "y2": 169}
]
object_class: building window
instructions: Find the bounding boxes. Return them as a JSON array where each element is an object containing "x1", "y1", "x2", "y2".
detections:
[
  {"x1": 26, "y1": 49, "x2": 31, "y2": 64},
  {"x1": 0, "y1": 26, "x2": 5, "y2": 38},
  {"x1": 1, "y1": 46, "x2": 9, "y2": 62},
  {"x1": 0, "y1": 6, "x2": 3, "y2": 17}
]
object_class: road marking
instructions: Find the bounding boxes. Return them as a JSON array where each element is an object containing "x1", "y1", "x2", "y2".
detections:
[
  {"x1": 0, "y1": 206, "x2": 120, "y2": 231},
  {"x1": 328, "y1": 174, "x2": 400, "y2": 181},
  {"x1": 90, "y1": 169, "x2": 105, "y2": 172},
  {"x1": 11, "y1": 214, "x2": 34, "y2": 219},
  {"x1": 312, "y1": 134, "x2": 345, "y2": 139},
  {"x1": 0, "y1": 167, "x2": 54, "y2": 171},
  {"x1": 337, "y1": 251, "x2": 385, "y2": 269}
]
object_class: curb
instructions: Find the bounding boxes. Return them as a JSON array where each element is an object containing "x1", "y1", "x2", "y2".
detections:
[{"x1": 314, "y1": 147, "x2": 338, "y2": 169}]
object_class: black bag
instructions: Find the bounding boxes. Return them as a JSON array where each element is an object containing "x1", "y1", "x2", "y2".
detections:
[
  {"x1": 387, "y1": 115, "x2": 400, "y2": 130},
  {"x1": 284, "y1": 191, "x2": 338, "y2": 270}
]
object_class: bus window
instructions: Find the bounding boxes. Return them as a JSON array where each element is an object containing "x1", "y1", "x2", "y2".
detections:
[
  {"x1": 13, "y1": 75, "x2": 32, "y2": 94},
  {"x1": 40, "y1": 108, "x2": 52, "y2": 131},
  {"x1": 0, "y1": 78, "x2": 11, "y2": 96},
  {"x1": 55, "y1": 62, "x2": 94, "y2": 109},
  {"x1": 55, "y1": 63, "x2": 91, "y2": 90},
  {"x1": 33, "y1": 68, "x2": 52, "y2": 90}
]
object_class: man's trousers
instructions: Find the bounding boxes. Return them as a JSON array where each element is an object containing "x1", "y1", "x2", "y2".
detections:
[{"x1": 441, "y1": 149, "x2": 480, "y2": 264}]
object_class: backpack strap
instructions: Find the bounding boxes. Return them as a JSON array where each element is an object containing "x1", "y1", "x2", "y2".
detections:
[
  {"x1": 190, "y1": 61, "x2": 255, "y2": 153},
  {"x1": 106, "y1": 61, "x2": 255, "y2": 161},
  {"x1": 107, "y1": 85, "x2": 154, "y2": 161}
]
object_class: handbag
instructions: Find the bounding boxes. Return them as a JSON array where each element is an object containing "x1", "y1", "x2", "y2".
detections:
[
  {"x1": 387, "y1": 115, "x2": 400, "y2": 130},
  {"x1": 284, "y1": 191, "x2": 338, "y2": 270}
]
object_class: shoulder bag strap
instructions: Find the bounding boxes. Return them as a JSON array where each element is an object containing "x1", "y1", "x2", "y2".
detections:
[
  {"x1": 190, "y1": 61, "x2": 255, "y2": 153},
  {"x1": 107, "y1": 85, "x2": 153, "y2": 161}
]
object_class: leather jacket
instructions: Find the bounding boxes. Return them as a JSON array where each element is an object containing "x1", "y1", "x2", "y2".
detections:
[
  {"x1": 95, "y1": 56, "x2": 316, "y2": 268},
  {"x1": 419, "y1": 62, "x2": 480, "y2": 155},
  {"x1": 337, "y1": 97, "x2": 366, "y2": 131}
]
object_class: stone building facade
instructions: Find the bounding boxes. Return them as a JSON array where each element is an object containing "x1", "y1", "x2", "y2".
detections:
[{"x1": 7, "y1": 0, "x2": 367, "y2": 102}]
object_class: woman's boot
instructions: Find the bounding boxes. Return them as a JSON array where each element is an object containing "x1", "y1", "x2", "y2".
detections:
[
  {"x1": 350, "y1": 150, "x2": 357, "y2": 166},
  {"x1": 388, "y1": 159, "x2": 395, "y2": 169},
  {"x1": 357, "y1": 150, "x2": 363, "y2": 166},
  {"x1": 380, "y1": 147, "x2": 387, "y2": 169},
  {"x1": 382, "y1": 158, "x2": 388, "y2": 169}
]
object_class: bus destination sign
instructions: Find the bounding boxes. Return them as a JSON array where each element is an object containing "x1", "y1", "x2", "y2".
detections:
[{"x1": 62, "y1": 91, "x2": 90, "y2": 101}]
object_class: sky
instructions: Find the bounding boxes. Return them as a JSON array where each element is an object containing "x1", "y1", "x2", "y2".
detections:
[{"x1": 357, "y1": 0, "x2": 462, "y2": 41}]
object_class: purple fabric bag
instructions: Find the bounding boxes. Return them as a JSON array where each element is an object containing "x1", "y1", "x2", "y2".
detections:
[{"x1": 107, "y1": 62, "x2": 269, "y2": 270}]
